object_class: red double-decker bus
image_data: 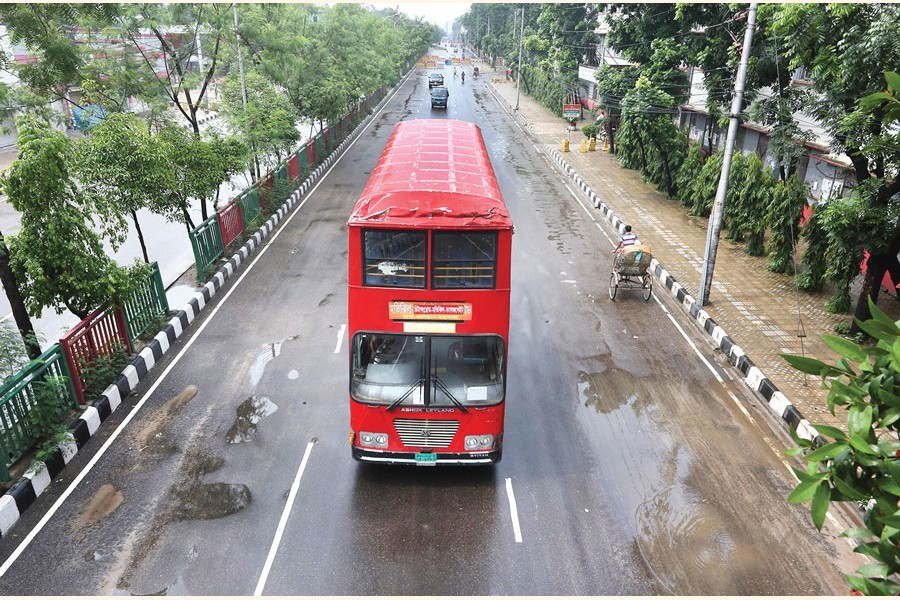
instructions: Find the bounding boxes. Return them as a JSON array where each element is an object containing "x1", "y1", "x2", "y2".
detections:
[{"x1": 347, "y1": 119, "x2": 513, "y2": 466}]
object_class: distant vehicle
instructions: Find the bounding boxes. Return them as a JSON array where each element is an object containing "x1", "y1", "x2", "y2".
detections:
[
  {"x1": 428, "y1": 73, "x2": 444, "y2": 88},
  {"x1": 430, "y1": 86, "x2": 449, "y2": 109}
]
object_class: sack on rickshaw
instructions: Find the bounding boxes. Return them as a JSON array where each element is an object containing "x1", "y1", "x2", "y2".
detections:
[{"x1": 615, "y1": 244, "x2": 652, "y2": 276}]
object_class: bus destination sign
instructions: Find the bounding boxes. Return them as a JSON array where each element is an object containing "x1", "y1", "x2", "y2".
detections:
[{"x1": 389, "y1": 301, "x2": 473, "y2": 321}]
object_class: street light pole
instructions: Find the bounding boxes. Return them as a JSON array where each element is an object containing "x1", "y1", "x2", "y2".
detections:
[{"x1": 698, "y1": 3, "x2": 758, "y2": 305}]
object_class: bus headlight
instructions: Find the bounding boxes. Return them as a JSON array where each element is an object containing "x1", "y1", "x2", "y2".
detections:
[
  {"x1": 465, "y1": 435, "x2": 494, "y2": 450},
  {"x1": 359, "y1": 431, "x2": 389, "y2": 448}
]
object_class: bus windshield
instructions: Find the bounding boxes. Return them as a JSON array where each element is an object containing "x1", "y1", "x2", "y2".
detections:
[{"x1": 351, "y1": 333, "x2": 505, "y2": 408}]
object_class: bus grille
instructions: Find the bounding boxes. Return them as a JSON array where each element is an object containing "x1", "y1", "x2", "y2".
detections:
[{"x1": 393, "y1": 419, "x2": 459, "y2": 448}]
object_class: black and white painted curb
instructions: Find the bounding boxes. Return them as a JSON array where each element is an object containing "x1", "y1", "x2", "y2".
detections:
[
  {"x1": 543, "y1": 146, "x2": 822, "y2": 447},
  {"x1": 0, "y1": 91, "x2": 391, "y2": 538}
]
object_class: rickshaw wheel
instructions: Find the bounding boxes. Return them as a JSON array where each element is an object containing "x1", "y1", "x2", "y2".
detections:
[
  {"x1": 642, "y1": 274, "x2": 652, "y2": 301},
  {"x1": 608, "y1": 273, "x2": 618, "y2": 300}
]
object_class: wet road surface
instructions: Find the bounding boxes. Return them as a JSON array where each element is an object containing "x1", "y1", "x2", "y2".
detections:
[{"x1": 0, "y1": 52, "x2": 863, "y2": 595}]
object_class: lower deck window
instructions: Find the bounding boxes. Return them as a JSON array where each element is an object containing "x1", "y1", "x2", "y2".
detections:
[{"x1": 351, "y1": 332, "x2": 505, "y2": 407}]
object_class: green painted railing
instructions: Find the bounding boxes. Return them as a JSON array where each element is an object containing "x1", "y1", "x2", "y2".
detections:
[
  {"x1": 239, "y1": 188, "x2": 261, "y2": 227},
  {"x1": 123, "y1": 261, "x2": 169, "y2": 342},
  {"x1": 0, "y1": 344, "x2": 77, "y2": 481},
  {"x1": 189, "y1": 215, "x2": 224, "y2": 283}
]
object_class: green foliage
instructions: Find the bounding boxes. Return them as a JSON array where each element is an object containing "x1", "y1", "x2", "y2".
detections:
[
  {"x1": 25, "y1": 375, "x2": 72, "y2": 457},
  {"x1": 615, "y1": 118, "x2": 643, "y2": 172},
  {"x1": 733, "y1": 153, "x2": 772, "y2": 255},
  {"x1": 689, "y1": 149, "x2": 724, "y2": 218},
  {"x1": 72, "y1": 111, "x2": 173, "y2": 254},
  {"x1": 816, "y1": 179, "x2": 897, "y2": 314},
  {"x1": 770, "y1": 4, "x2": 900, "y2": 326},
  {"x1": 79, "y1": 341, "x2": 130, "y2": 402},
  {"x1": 766, "y1": 175, "x2": 808, "y2": 273},
  {"x1": 782, "y1": 298, "x2": 900, "y2": 595},
  {"x1": 156, "y1": 126, "x2": 248, "y2": 226},
  {"x1": 673, "y1": 142, "x2": 705, "y2": 208},
  {"x1": 617, "y1": 76, "x2": 685, "y2": 198},
  {"x1": 1, "y1": 115, "x2": 135, "y2": 320},
  {"x1": 581, "y1": 124, "x2": 599, "y2": 139},
  {"x1": 860, "y1": 71, "x2": 900, "y2": 125},
  {"x1": 797, "y1": 209, "x2": 828, "y2": 293},
  {"x1": 219, "y1": 70, "x2": 301, "y2": 170},
  {"x1": 0, "y1": 323, "x2": 39, "y2": 385}
]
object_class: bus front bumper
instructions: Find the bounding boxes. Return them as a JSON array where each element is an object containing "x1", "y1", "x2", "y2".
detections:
[{"x1": 352, "y1": 446, "x2": 501, "y2": 466}]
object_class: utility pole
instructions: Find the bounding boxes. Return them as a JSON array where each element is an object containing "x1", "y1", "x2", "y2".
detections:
[
  {"x1": 698, "y1": 3, "x2": 758, "y2": 305},
  {"x1": 515, "y1": 6, "x2": 524, "y2": 111}
]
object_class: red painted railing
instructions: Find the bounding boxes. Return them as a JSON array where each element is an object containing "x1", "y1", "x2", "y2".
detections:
[
  {"x1": 287, "y1": 153, "x2": 300, "y2": 180},
  {"x1": 59, "y1": 306, "x2": 131, "y2": 405},
  {"x1": 306, "y1": 140, "x2": 317, "y2": 167},
  {"x1": 217, "y1": 200, "x2": 244, "y2": 249}
]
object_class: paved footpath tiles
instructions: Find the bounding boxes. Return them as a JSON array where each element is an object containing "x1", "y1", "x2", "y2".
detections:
[{"x1": 486, "y1": 77, "x2": 898, "y2": 433}]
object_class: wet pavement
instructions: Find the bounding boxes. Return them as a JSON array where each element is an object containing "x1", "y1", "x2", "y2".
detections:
[{"x1": 485, "y1": 62, "x2": 899, "y2": 433}]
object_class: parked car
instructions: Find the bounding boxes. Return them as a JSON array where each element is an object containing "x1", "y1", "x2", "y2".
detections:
[
  {"x1": 430, "y1": 86, "x2": 449, "y2": 109},
  {"x1": 428, "y1": 73, "x2": 444, "y2": 88}
]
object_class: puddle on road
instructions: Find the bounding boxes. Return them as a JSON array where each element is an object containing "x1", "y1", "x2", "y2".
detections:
[
  {"x1": 248, "y1": 335, "x2": 301, "y2": 387},
  {"x1": 634, "y1": 482, "x2": 743, "y2": 594},
  {"x1": 226, "y1": 395, "x2": 278, "y2": 443},
  {"x1": 171, "y1": 482, "x2": 252, "y2": 521}
]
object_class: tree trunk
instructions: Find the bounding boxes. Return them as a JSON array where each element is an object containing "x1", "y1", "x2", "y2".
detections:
[
  {"x1": 0, "y1": 235, "x2": 42, "y2": 360},
  {"x1": 130, "y1": 210, "x2": 150, "y2": 264},
  {"x1": 851, "y1": 240, "x2": 900, "y2": 334},
  {"x1": 634, "y1": 129, "x2": 649, "y2": 172},
  {"x1": 660, "y1": 150, "x2": 675, "y2": 198}
]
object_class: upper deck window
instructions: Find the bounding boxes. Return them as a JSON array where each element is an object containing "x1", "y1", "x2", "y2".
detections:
[
  {"x1": 363, "y1": 230, "x2": 426, "y2": 288},
  {"x1": 432, "y1": 231, "x2": 497, "y2": 289}
]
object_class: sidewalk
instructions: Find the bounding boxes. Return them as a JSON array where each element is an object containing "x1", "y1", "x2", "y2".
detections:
[{"x1": 488, "y1": 76, "x2": 897, "y2": 433}]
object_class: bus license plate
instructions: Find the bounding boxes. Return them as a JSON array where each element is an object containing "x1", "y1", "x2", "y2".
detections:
[{"x1": 415, "y1": 452, "x2": 437, "y2": 465}]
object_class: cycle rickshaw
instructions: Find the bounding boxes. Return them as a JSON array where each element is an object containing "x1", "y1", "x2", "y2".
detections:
[{"x1": 609, "y1": 244, "x2": 653, "y2": 301}]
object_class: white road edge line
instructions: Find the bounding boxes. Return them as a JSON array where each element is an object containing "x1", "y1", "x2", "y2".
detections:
[
  {"x1": 254, "y1": 441, "x2": 315, "y2": 596},
  {"x1": 505, "y1": 477, "x2": 523, "y2": 543},
  {"x1": 334, "y1": 323, "x2": 346, "y2": 354},
  {"x1": 0, "y1": 94, "x2": 388, "y2": 579}
]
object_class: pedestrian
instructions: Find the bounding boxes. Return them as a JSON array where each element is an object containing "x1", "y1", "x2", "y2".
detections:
[{"x1": 613, "y1": 224, "x2": 637, "y2": 253}]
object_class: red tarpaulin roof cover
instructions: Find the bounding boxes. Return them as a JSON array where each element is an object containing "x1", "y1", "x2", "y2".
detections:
[{"x1": 348, "y1": 119, "x2": 511, "y2": 229}]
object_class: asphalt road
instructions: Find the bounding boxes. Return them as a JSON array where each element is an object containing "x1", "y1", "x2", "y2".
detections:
[{"x1": 0, "y1": 56, "x2": 864, "y2": 594}]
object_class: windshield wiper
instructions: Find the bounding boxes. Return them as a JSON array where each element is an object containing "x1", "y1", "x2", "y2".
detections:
[
  {"x1": 386, "y1": 378, "x2": 425, "y2": 411},
  {"x1": 432, "y1": 376, "x2": 468, "y2": 413}
]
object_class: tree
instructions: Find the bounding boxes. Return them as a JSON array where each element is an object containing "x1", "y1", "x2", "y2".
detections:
[
  {"x1": 1, "y1": 115, "x2": 139, "y2": 320},
  {"x1": 115, "y1": 3, "x2": 232, "y2": 135},
  {"x1": 766, "y1": 175, "x2": 809, "y2": 274},
  {"x1": 156, "y1": 126, "x2": 247, "y2": 226},
  {"x1": 783, "y1": 299, "x2": 900, "y2": 595},
  {"x1": 619, "y1": 75, "x2": 685, "y2": 198},
  {"x1": 594, "y1": 65, "x2": 639, "y2": 155},
  {"x1": 72, "y1": 112, "x2": 174, "y2": 264},
  {"x1": 771, "y1": 4, "x2": 900, "y2": 330},
  {"x1": 218, "y1": 70, "x2": 300, "y2": 179}
]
